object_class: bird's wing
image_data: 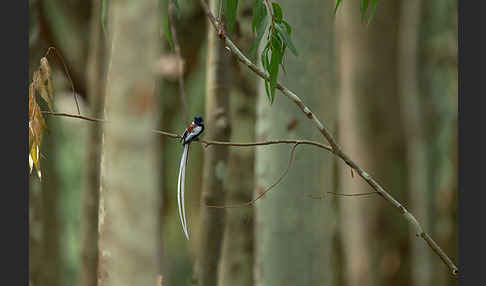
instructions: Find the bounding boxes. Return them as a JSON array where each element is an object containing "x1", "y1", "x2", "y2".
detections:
[
  {"x1": 186, "y1": 123, "x2": 196, "y2": 132},
  {"x1": 185, "y1": 126, "x2": 202, "y2": 143}
]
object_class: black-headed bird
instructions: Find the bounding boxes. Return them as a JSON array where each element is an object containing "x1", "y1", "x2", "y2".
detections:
[{"x1": 177, "y1": 116, "x2": 204, "y2": 239}]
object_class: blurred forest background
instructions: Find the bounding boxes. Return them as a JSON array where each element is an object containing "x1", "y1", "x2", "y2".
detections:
[{"x1": 28, "y1": 0, "x2": 458, "y2": 286}]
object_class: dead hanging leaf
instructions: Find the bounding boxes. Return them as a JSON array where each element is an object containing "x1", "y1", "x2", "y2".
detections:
[
  {"x1": 33, "y1": 57, "x2": 55, "y2": 111},
  {"x1": 28, "y1": 56, "x2": 54, "y2": 180},
  {"x1": 28, "y1": 83, "x2": 35, "y2": 121},
  {"x1": 29, "y1": 143, "x2": 42, "y2": 179},
  {"x1": 34, "y1": 72, "x2": 52, "y2": 112},
  {"x1": 40, "y1": 57, "x2": 54, "y2": 106},
  {"x1": 29, "y1": 149, "x2": 33, "y2": 173},
  {"x1": 28, "y1": 85, "x2": 45, "y2": 179}
]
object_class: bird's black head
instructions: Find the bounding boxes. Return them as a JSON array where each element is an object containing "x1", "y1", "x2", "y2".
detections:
[{"x1": 194, "y1": 116, "x2": 203, "y2": 125}]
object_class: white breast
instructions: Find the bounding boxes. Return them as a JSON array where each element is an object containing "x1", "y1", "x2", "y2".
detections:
[{"x1": 186, "y1": 125, "x2": 202, "y2": 142}]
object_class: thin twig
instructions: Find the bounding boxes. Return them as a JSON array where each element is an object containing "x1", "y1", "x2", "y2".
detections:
[
  {"x1": 168, "y1": 2, "x2": 190, "y2": 123},
  {"x1": 45, "y1": 47, "x2": 81, "y2": 115},
  {"x1": 207, "y1": 143, "x2": 300, "y2": 208},
  {"x1": 197, "y1": 0, "x2": 458, "y2": 276},
  {"x1": 308, "y1": 191, "x2": 379, "y2": 199},
  {"x1": 43, "y1": 111, "x2": 332, "y2": 152},
  {"x1": 42, "y1": 111, "x2": 105, "y2": 123},
  {"x1": 201, "y1": 138, "x2": 331, "y2": 151},
  {"x1": 327, "y1": 191, "x2": 377, "y2": 197}
]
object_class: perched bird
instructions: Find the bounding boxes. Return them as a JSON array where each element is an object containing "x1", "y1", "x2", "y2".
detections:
[
  {"x1": 180, "y1": 116, "x2": 205, "y2": 145},
  {"x1": 177, "y1": 116, "x2": 204, "y2": 239}
]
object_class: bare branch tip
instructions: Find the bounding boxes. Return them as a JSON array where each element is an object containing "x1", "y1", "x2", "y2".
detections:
[{"x1": 452, "y1": 268, "x2": 458, "y2": 277}]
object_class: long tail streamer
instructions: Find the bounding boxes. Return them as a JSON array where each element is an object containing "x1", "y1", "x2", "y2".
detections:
[{"x1": 177, "y1": 144, "x2": 190, "y2": 239}]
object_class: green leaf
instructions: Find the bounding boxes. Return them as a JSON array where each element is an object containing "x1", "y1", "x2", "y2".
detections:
[
  {"x1": 252, "y1": 0, "x2": 263, "y2": 31},
  {"x1": 261, "y1": 43, "x2": 271, "y2": 100},
  {"x1": 275, "y1": 22, "x2": 297, "y2": 56},
  {"x1": 250, "y1": 17, "x2": 268, "y2": 56},
  {"x1": 282, "y1": 20, "x2": 291, "y2": 34},
  {"x1": 261, "y1": 42, "x2": 271, "y2": 70},
  {"x1": 280, "y1": 53, "x2": 287, "y2": 74},
  {"x1": 360, "y1": 0, "x2": 369, "y2": 23},
  {"x1": 250, "y1": 1, "x2": 268, "y2": 56},
  {"x1": 268, "y1": 36, "x2": 283, "y2": 103},
  {"x1": 367, "y1": 0, "x2": 378, "y2": 25},
  {"x1": 223, "y1": 0, "x2": 239, "y2": 33},
  {"x1": 333, "y1": 0, "x2": 343, "y2": 16},
  {"x1": 172, "y1": 0, "x2": 179, "y2": 10},
  {"x1": 271, "y1": 2, "x2": 283, "y2": 23}
]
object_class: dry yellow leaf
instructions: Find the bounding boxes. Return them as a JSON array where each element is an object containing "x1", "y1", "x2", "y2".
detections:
[{"x1": 40, "y1": 57, "x2": 54, "y2": 106}]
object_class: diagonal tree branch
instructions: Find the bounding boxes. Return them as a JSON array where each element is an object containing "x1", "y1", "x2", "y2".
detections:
[{"x1": 197, "y1": 0, "x2": 458, "y2": 277}]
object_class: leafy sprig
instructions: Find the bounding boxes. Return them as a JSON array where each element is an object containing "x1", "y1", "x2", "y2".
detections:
[
  {"x1": 218, "y1": 0, "x2": 299, "y2": 103},
  {"x1": 160, "y1": 0, "x2": 377, "y2": 103},
  {"x1": 251, "y1": 1, "x2": 298, "y2": 103}
]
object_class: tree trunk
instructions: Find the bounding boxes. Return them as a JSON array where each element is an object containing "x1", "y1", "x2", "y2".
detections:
[
  {"x1": 80, "y1": 0, "x2": 109, "y2": 285},
  {"x1": 254, "y1": 1, "x2": 336, "y2": 285},
  {"x1": 335, "y1": 1, "x2": 407, "y2": 286},
  {"x1": 218, "y1": 1, "x2": 256, "y2": 285},
  {"x1": 335, "y1": 14, "x2": 375, "y2": 284},
  {"x1": 418, "y1": 0, "x2": 458, "y2": 284},
  {"x1": 397, "y1": 1, "x2": 432, "y2": 286},
  {"x1": 195, "y1": 0, "x2": 232, "y2": 285},
  {"x1": 97, "y1": 1, "x2": 161, "y2": 285}
]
